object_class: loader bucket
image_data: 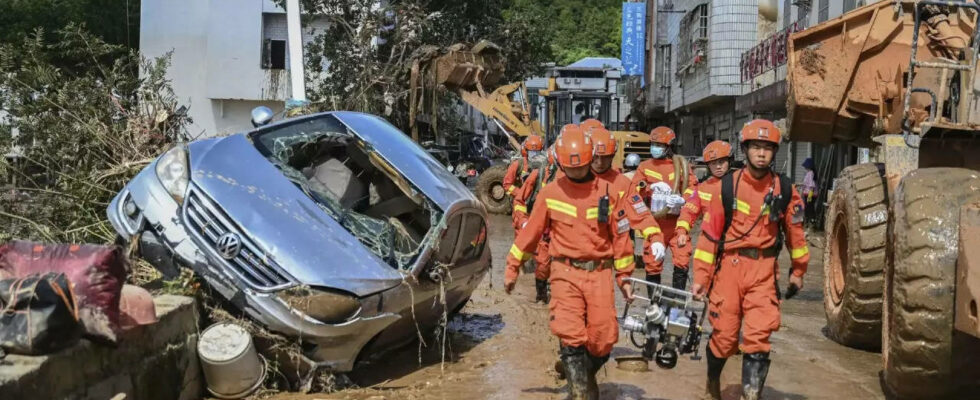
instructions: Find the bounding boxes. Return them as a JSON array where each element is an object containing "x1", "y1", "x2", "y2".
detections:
[
  {"x1": 786, "y1": 0, "x2": 977, "y2": 145},
  {"x1": 430, "y1": 40, "x2": 505, "y2": 91}
]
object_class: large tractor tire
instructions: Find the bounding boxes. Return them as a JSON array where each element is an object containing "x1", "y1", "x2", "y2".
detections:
[
  {"x1": 823, "y1": 163, "x2": 888, "y2": 349},
  {"x1": 884, "y1": 168, "x2": 980, "y2": 399},
  {"x1": 476, "y1": 164, "x2": 511, "y2": 214}
]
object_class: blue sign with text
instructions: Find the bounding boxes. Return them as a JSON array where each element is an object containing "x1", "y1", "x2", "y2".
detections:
[{"x1": 621, "y1": 2, "x2": 646, "y2": 77}]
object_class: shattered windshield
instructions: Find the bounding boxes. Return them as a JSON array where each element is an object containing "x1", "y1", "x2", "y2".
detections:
[{"x1": 249, "y1": 115, "x2": 438, "y2": 269}]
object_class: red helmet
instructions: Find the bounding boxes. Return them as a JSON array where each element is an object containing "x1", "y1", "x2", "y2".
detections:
[
  {"x1": 703, "y1": 140, "x2": 733, "y2": 162},
  {"x1": 555, "y1": 124, "x2": 594, "y2": 168},
  {"x1": 589, "y1": 127, "x2": 617, "y2": 156},
  {"x1": 547, "y1": 144, "x2": 555, "y2": 165},
  {"x1": 740, "y1": 119, "x2": 781, "y2": 145},
  {"x1": 522, "y1": 135, "x2": 545, "y2": 157},
  {"x1": 580, "y1": 118, "x2": 604, "y2": 134},
  {"x1": 650, "y1": 126, "x2": 677, "y2": 145}
]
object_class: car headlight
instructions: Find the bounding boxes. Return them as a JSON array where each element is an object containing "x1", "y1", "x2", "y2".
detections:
[
  {"x1": 277, "y1": 286, "x2": 362, "y2": 324},
  {"x1": 155, "y1": 145, "x2": 190, "y2": 203}
]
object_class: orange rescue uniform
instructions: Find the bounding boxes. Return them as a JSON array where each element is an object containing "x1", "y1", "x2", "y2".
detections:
[
  {"x1": 676, "y1": 175, "x2": 722, "y2": 235},
  {"x1": 512, "y1": 165, "x2": 560, "y2": 280},
  {"x1": 503, "y1": 158, "x2": 531, "y2": 198},
  {"x1": 692, "y1": 169, "x2": 810, "y2": 358},
  {"x1": 629, "y1": 158, "x2": 698, "y2": 274},
  {"x1": 506, "y1": 175, "x2": 636, "y2": 357}
]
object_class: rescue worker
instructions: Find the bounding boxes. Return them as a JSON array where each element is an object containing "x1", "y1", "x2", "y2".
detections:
[
  {"x1": 512, "y1": 143, "x2": 563, "y2": 303},
  {"x1": 675, "y1": 140, "x2": 734, "y2": 249},
  {"x1": 623, "y1": 153, "x2": 642, "y2": 178},
  {"x1": 505, "y1": 124, "x2": 662, "y2": 400},
  {"x1": 506, "y1": 135, "x2": 545, "y2": 235},
  {"x1": 629, "y1": 126, "x2": 698, "y2": 291},
  {"x1": 690, "y1": 120, "x2": 809, "y2": 400},
  {"x1": 503, "y1": 134, "x2": 545, "y2": 204},
  {"x1": 589, "y1": 126, "x2": 666, "y2": 267}
]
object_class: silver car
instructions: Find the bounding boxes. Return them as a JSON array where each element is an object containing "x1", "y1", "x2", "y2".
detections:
[{"x1": 108, "y1": 111, "x2": 491, "y2": 372}]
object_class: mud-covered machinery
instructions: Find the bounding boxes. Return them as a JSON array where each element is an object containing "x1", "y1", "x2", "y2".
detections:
[
  {"x1": 619, "y1": 278, "x2": 707, "y2": 369},
  {"x1": 786, "y1": 1, "x2": 980, "y2": 397}
]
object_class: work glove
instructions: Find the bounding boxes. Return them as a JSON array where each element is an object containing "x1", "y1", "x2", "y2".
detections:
[
  {"x1": 650, "y1": 242, "x2": 666, "y2": 262},
  {"x1": 666, "y1": 194, "x2": 685, "y2": 215}
]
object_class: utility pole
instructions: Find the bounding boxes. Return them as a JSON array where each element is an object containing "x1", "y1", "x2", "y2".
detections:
[{"x1": 286, "y1": 0, "x2": 307, "y2": 105}]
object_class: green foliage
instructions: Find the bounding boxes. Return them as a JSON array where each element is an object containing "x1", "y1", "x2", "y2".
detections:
[
  {"x1": 0, "y1": 0, "x2": 139, "y2": 48},
  {"x1": 0, "y1": 25, "x2": 188, "y2": 244},
  {"x1": 512, "y1": 0, "x2": 623, "y2": 65}
]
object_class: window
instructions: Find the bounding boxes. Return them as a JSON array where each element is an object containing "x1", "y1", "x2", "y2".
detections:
[
  {"x1": 818, "y1": 0, "x2": 828, "y2": 22},
  {"x1": 455, "y1": 214, "x2": 487, "y2": 264},
  {"x1": 435, "y1": 214, "x2": 462, "y2": 265},
  {"x1": 660, "y1": 45, "x2": 672, "y2": 89},
  {"x1": 843, "y1": 0, "x2": 856, "y2": 13},
  {"x1": 677, "y1": 5, "x2": 709, "y2": 72},
  {"x1": 264, "y1": 39, "x2": 287, "y2": 70}
]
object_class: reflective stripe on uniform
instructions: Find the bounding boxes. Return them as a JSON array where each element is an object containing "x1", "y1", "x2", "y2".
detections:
[
  {"x1": 736, "y1": 199, "x2": 751, "y2": 215},
  {"x1": 694, "y1": 249, "x2": 715, "y2": 265},
  {"x1": 642, "y1": 226, "x2": 662, "y2": 238},
  {"x1": 669, "y1": 172, "x2": 675, "y2": 181},
  {"x1": 676, "y1": 220, "x2": 691, "y2": 231},
  {"x1": 586, "y1": 207, "x2": 614, "y2": 219},
  {"x1": 644, "y1": 169, "x2": 663, "y2": 180},
  {"x1": 546, "y1": 198, "x2": 578, "y2": 217},
  {"x1": 699, "y1": 192, "x2": 712, "y2": 202},
  {"x1": 514, "y1": 204, "x2": 527, "y2": 213},
  {"x1": 683, "y1": 188, "x2": 694, "y2": 196},
  {"x1": 791, "y1": 246, "x2": 809, "y2": 259},
  {"x1": 510, "y1": 244, "x2": 531, "y2": 260},
  {"x1": 614, "y1": 255, "x2": 634, "y2": 270},
  {"x1": 507, "y1": 185, "x2": 517, "y2": 194},
  {"x1": 618, "y1": 191, "x2": 625, "y2": 198}
]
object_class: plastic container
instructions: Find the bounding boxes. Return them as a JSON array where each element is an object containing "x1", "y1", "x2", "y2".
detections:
[{"x1": 197, "y1": 322, "x2": 266, "y2": 399}]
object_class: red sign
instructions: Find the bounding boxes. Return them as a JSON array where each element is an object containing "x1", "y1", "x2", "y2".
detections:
[{"x1": 741, "y1": 20, "x2": 806, "y2": 82}]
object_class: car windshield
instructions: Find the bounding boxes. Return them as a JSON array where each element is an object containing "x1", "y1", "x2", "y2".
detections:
[{"x1": 249, "y1": 114, "x2": 438, "y2": 269}]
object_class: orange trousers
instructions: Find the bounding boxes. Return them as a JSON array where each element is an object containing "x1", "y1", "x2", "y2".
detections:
[
  {"x1": 533, "y1": 239, "x2": 551, "y2": 280},
  {"x1": 642, "y1": 216, "x2": 692, "y2": 274},
  {"x1": 548, "y1": 261, "x2": 619, "y2": 357},
  {"x1": 707, "y1": 252, "x2": 781, "y2": 358}
]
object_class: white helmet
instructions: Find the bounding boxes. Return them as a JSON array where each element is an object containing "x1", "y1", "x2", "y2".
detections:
[{"x1": 624, "y1": 153, "x2": 641, "y2": 168}]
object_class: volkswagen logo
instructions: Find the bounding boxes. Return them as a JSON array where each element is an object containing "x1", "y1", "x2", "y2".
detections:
[{"x1": 215, "y1": 232, "x2": 242, "y2": 260}]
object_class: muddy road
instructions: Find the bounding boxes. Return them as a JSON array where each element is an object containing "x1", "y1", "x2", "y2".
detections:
[{"x1": 282, "y1": 214, "x2": 884, "y2": 400}]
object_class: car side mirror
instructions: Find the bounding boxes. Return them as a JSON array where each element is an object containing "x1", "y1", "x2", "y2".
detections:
[{"x1": 251, "y1": 106, "x2": 275, "y2": 127}]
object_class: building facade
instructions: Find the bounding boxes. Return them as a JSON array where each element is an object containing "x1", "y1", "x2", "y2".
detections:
[{"x1": 140, "y1": 0, "x2": 327, "y2": 138}]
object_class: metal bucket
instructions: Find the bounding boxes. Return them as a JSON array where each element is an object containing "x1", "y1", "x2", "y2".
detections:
[{"x1": 198, "y1": 323, "x2": 266, "y2": 399}]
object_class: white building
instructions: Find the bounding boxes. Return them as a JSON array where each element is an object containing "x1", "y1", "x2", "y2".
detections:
[{"x1": 140, "y1": 0, "x2": 327, "y2": 137}]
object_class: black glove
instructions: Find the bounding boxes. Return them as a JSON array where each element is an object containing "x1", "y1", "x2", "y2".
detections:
[{"x1": 785, "y1": 283, "x2": 800, "y2": 300}]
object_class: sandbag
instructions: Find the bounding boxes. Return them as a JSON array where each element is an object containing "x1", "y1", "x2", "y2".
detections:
[
  {"x1": 0, "y1": 272, "x2": 82, "y2": 355},
  {"x1": 0, "y1": 241, "x2": 127, "y2": 343}
]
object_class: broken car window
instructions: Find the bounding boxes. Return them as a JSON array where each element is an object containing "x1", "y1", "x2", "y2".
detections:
[{"x1": 249, "y1": 115, "x2": 439, "y2": 269}]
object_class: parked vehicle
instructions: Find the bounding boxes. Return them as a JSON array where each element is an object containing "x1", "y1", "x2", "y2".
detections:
[{"x1": 107, "y1": 111, "x2": 491, "y2": 372}]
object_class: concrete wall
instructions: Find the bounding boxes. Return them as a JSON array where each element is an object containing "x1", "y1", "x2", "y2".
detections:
[{"x1": 141, "y1": 0, "x2": 328, "y2": 137}]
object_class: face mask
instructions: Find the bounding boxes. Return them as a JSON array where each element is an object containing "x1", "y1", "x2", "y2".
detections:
[{"x1": 650, "y1": 145, "x2": 667, "y2": 159}]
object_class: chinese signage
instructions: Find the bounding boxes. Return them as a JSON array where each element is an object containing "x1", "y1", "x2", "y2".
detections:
[
  {"x1": 740, "y1": 20, "x2": 807, "y2": 82},
  {"x1": 621, "y1": 2, "x2": 647, "y2": 78}
]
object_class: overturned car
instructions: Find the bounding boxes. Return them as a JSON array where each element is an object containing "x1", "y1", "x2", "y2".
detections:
[{"x1": 108, "y1": 111, "x2": 490, "y2": 372}]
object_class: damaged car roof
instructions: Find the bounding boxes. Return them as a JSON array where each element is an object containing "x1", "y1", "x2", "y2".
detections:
[{"x1": 253, "y1": 111, "x2": 482, "y2": 213}]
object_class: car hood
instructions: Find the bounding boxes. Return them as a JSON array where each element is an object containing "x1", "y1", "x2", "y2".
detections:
[{"x1": 187, "y1": 135, "x2": 405, "y2": 297}]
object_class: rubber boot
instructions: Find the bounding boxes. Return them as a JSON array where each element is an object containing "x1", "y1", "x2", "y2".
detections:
[
  {"x1": 741, "y1": 352, "x2": 771, "y2": 400},
  {"x1": 535, "y1": 279, "x2": 549, "y2": 304},
  {"x1": 560, "y1": 346, "x2": 591, "y2": 400},
  {"x1": 672, "y1": 268, "x2": 689, "y2": 291},
  {"x1": 646, "y1": 273, "x2": 661, "y2": 298},
  {"x1": 585, "y1": 353, "x2": 609, "y2": 400},
  {"x1": 702, "y1": 345, "x2": 726, "y2": 400}
]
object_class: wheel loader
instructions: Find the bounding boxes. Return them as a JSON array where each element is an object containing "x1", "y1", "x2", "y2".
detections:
[
  {"x1": 409, "y1": 41, "x2": 650, "y2": 213},
  {"x1": 786, "y1": 1, "x2": 980, "y2": 397}
]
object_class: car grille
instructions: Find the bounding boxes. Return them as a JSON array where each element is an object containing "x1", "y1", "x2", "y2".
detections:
[{"x1": 182, "y1": 187, "x2": 293, "y2": 292}]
